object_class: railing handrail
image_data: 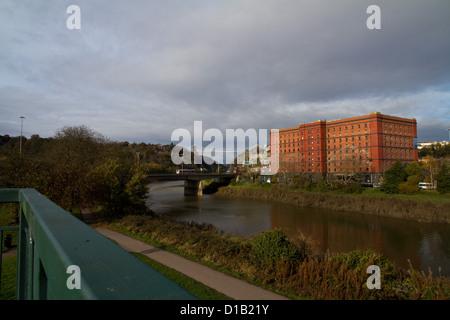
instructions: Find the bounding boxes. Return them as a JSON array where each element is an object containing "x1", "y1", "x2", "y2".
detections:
[{"x1": 0, "y1": 188, "x2": 196, "y2": 300}]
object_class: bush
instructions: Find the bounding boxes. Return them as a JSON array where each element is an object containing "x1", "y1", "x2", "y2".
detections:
[
  {"x1": 113, "y1": 215, "x2": 450, "y2": 300},
  {"x1": 398, "y1": 176, "x2": 421, "y2": 195},
  {"x1": 398, "y1": 182, "x2": 419, "y2": 195},
  {"x1": 291, "y1": 175, "x2": 310, "y2": 189},
  {"x1": 333, "y1": 249, "x2": 395, "y2": 278},
  {"x1": 250, "y1": 229, "x2": 302, "y2": 270},
  {"x1": 437, "y1": 163, "x2": 450, "y2": 194},
  {"x1": 381, "y1": 161, "x2": 406, "y2": 194},
  {"x1": 315, "y1": 180, "x2": 332, "y2": 192},
  {"x1": 343, "y1": 183, "x2": 364, "y2": 194},
  {"x1": 380, "y1": 180, "x2": 399, "y2": 194}
]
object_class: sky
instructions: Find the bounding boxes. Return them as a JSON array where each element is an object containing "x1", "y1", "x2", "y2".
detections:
[{"x1": 1, "y1": 0, "x2": 450, "y2": 146}]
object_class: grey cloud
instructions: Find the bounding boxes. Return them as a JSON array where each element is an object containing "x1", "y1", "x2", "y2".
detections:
[{"x1": 0, "y1": 0, "x2": 449, "y2": 143}]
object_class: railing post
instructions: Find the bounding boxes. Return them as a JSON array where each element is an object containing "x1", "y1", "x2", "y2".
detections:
[
  {"x1": 0, "y1": 229, "x2": 3, "y2": 292},
  {"x1": 32, "y1": 245, "x2": 47, "y2": 299},
  {"x1": 16, "y1": 204, "x2": 27, "y2": 300},
  {"x1": 24, "y1": 228, "x2": 34, "y2": 299}
]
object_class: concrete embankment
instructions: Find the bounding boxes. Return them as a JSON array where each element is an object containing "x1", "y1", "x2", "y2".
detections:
[{"x1": 215, "y1": 186, "x2": 450, "y2": 224}]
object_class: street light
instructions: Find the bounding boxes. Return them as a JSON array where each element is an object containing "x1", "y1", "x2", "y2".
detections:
[{"x1": 19, "y1": 116, "x2": 25, "y2": 156}]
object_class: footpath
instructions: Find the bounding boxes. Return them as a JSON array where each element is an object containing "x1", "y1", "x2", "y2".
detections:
[{"x1": 94, "y1": 227, "x2": 289, "y2": 300}]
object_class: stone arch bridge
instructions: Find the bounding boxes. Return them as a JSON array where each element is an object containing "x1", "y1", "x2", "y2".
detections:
[{"x1": 146, "y1": 173, "x2": 236, "y2": 196}]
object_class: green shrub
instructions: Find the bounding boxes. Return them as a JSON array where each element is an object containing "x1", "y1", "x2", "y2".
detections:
[
  {"x1": 398, "y1": 176, "x2": 421, "y2": 195},
  {"x1": 398, "y1": 183, "x2": 419, "y2": 195},
  {"x1": 380, "y1": 161, "x2": 407, "y2": 194},
  {"x1": 250, "y1": 229, "x2": 302, "y2": 270},
  {"x1": 315, "y1": 181, "x2": 332, "y2": 192},
  {"x1": 380, "y1": 181, "x2": 399, "y2": 194},
  {"x1": 334, "y1": 249, "x2": 395, "y2": 276},
  {"x1": 437, "y1": 163, "x2": 450, "y2": 194},
  {"x1": 291, "y1": 175, "x2": 310, "y2": 189},
  {"x1": 343, "y1": 183, "x2": 364, "y2": 194}
]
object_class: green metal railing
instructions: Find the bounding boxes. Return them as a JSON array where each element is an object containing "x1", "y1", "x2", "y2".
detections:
[{"x1": 0, "y1": 188, "x2": 196, "y2": 300}]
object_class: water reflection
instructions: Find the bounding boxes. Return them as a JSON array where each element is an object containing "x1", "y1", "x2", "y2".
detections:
[{"x1": 147, "y1": 181, "x2": 450, "y2": 276}]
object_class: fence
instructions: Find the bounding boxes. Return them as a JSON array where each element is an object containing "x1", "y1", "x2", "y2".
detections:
[{"x1": 0, "y1": 188, "x2": 196, "y2": 300}]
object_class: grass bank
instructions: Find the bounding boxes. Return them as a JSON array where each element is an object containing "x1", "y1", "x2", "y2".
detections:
[
  {"x1": 108, "y1": 214, "x2": 450, "y2": 300},
  {"x1": 215, "y1": 184, "x2": 450, "y2": 223},
  {"x1": 0, "y1": 255, "x2": 16, "y2": 300}
]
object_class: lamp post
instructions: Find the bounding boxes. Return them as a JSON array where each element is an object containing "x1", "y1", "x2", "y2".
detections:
[{"x1": 19, "y1": 116, "x2": 25, "y2": 156}]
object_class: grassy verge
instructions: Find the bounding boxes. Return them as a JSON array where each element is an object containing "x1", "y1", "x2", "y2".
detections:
[
  {"x1": 218, "y1": 182, "x2": 450, "y2": 223},
  {"x1": 131, "y1": 252, "x2": 232, "y2": 300},
  {"x1": 107, "y1": 214, "x2": 450, "y2": 300},
  {"x1": 230, "y1": 182, "x2": 450, "y2": 204},
  {"x1": 107, "y1": 216, "x2": 302, "y2": 299},
  {"x1": 358, "y1": 187, "x2": 450, "y2": 203},
  {"x1": 0, "y1": 254, "x2": 16, "y2": 300},
  {"x1": 0, "y1": 204, "x2": 19, "y2": 260}
]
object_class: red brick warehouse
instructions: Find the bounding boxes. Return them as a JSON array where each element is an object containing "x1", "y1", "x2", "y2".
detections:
[{"x1": 271, "y1": 112, "x2": 418, "y2": 183}]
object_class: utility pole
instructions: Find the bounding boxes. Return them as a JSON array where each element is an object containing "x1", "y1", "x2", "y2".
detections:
[{"x1": 19, "y1": 116, "x2": 25, "y2": 156}]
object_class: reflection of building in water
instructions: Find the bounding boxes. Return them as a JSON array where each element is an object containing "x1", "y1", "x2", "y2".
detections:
[{"x1": 268, "y1": 204, "x2": 431, "y2": 272}]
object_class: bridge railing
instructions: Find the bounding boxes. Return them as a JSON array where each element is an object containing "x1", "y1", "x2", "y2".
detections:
[{"x1": 0, "y1": 188, "x2": 196, "y2": 300}]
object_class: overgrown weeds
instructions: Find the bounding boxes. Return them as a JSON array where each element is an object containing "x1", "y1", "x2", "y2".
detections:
[{"x1": 109, "y1": 214, "x2": 450, "y2": 300}]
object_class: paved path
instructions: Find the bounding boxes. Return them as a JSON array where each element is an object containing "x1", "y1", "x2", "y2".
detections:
[
  {"x1": 1, "y1": 248, "x2": 17, "y2": 259},
  {"x1": 95, "y1": 227, "x2": 289, "y2": 300}
]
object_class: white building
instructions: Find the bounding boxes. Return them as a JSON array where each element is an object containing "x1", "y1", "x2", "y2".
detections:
[{"x1": 417, "y1": 140, "x2": 449, "y2": 149}]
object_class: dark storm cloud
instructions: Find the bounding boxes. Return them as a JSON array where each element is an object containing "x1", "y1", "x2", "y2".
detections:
[{"x1": 0, "y1": 0, "x2": 449, "y2": 142}]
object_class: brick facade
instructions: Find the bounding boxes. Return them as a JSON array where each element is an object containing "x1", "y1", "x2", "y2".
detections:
[{"x1": 271, "y1": 112, "x2": 418, "y2": 179}]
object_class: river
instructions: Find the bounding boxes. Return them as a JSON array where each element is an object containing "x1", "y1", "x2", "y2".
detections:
[{"x1": 147, "y1": 181, "x2": 450, "y2": 277}]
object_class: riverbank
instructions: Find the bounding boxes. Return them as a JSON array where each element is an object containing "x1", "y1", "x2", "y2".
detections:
[
  {"x1": 107, "y1": 214, "x2": 450, "y2": 300},
  {"x1": 214, "y1": 184, "x2": 450, "y2": 224}
]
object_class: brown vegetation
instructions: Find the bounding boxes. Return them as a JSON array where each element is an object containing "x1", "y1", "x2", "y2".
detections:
[
  {"x1": 215, "y1": 186, "x2": 450, "y2": 223},
  {"x1": 109, "y1": 214, "x2": 450, "y2": 300}
]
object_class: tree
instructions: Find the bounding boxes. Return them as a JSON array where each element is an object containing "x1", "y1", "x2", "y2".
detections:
[
  {"x1": 436, "y1": 162, "x2": 450, "y2": 194},
  {"x1": 329, "y1": 146, "x2": 371, "y2": 184},
  {"x1": 48, "y1": 126, "x2": 107, "y2": 212},
  {"x1": 125, "y1": 165, "x2": 151, "y2": 214},
  {"x1": 0, "y1": 126, "x2": 162, "y2": 218},
  {"x1": 420, "y1": 155, "x2": 439, "y2": 189},
  {"x1": 0, "y1": 148, "x2": 52, "y2": 193},
  {"x1": 398, "y1": 162, "x2": 424, "y2": 195},
  {"x1": 405, "y1": 161, "x2": 424, "y2": 181},
  {"x1": 92, "y1": 157, "x2": 151, "y2": 220},
  {"x1": 380, "y1": 161, "x2": 406, "y2": 194}
]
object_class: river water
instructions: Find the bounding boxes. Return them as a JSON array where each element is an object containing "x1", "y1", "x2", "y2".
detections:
[{"x1": 147, "y1": 181, "x2": 450, "y2": 277}]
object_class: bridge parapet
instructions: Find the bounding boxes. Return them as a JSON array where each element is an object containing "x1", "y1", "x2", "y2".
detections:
[
  {"x1": 0, "y1": 188, "x2": 196, "y2": 300},
  {"x1": 147, "y1": 173, "x2": 236, "y2": 181},
  {"x1": 147, "y1": 173, "x2": 236, "y2": 196}
]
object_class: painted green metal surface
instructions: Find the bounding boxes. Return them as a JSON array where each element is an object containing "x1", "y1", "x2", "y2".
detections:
[{"x1": 0, "y1": 189, "x2": 197, "y2": 300}]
